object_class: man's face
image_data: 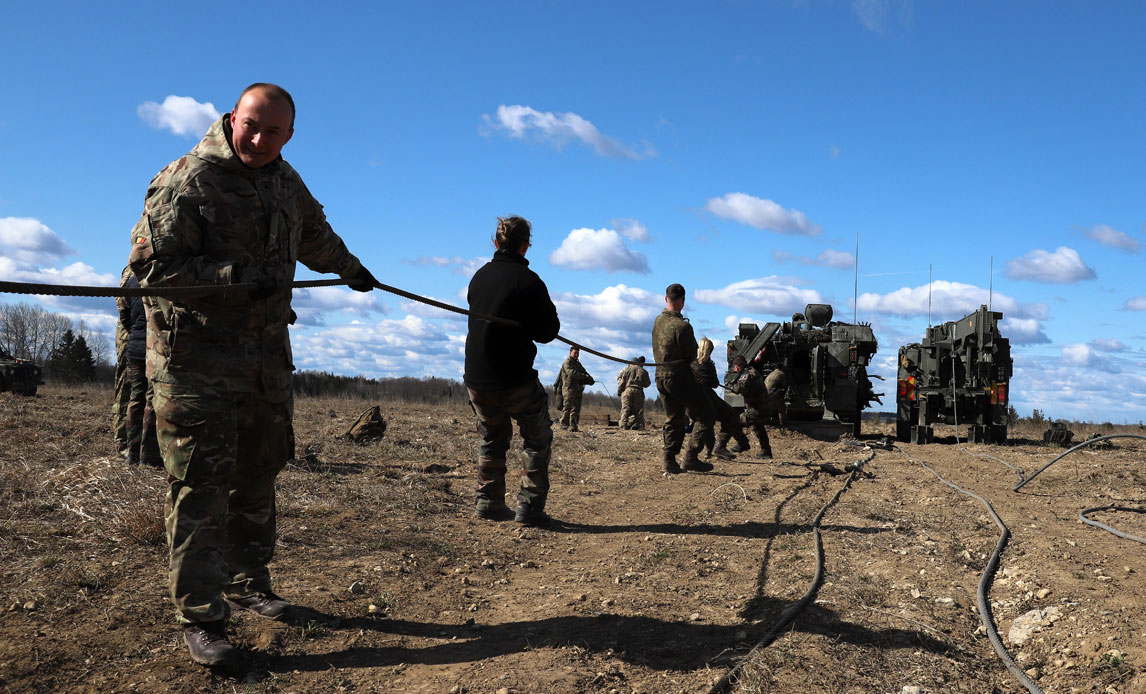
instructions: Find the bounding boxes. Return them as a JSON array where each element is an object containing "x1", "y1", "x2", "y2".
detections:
[
  {"x1": 229, "y1": 90, "x2": 294, "y2": 168},
  {"x1": 570, "y1": 349, "x2": 580, "y2": 360}
]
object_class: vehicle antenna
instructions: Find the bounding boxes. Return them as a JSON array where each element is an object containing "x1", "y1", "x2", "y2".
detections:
[
  {"x1": 853, "y1": 232, "x2": 859, "y2": 323},
  {"x1": 989, "y1": 256, "x2": 993, "y2": 311},
  {"x1": 928, "y1": 264, "x2": 932, "y2": 329}
]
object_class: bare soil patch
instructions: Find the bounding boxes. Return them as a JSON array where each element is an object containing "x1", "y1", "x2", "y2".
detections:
[{"x1": 2, "y1": 387, "x2": 1145, "y2": 693}]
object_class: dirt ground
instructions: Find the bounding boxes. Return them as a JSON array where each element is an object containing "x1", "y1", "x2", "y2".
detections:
[{"x1": 2, "y1": 386, "x2": 1146, "y2": 694}]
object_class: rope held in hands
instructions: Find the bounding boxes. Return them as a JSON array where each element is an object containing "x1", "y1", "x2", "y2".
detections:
[{"x1": 0, "y1": 278, "x2": 677, "y2": 367}]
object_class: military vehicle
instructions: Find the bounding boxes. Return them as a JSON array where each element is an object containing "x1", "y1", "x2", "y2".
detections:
[
  {"x1": 0, "y1": 348, "x2": 43, "y2": 395},
  {"x1": 724, "y1": 303, "x2": 882, "y2": 438},
  {"x1": 896, "y1": 304, "x2": 1011, "y2": 444}
]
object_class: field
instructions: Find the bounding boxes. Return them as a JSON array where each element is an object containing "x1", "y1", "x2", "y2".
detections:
[{"x1": 2, "y1": 386, "x2": 1146, "y2": 694}]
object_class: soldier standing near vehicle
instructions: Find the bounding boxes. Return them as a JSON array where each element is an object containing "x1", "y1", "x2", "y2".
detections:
[
  {"x1": 727, "y1": 355, "x2": 775, "y2": 459},
  {"x1": 652, "y1": 283, "x2": 715, "y2": 474},
  {"x1": 464, "y1": 216, "x2": 560, "y2": 527},
  {"x1": 129, "y1": 83, "x2": 378, "y2": 667},
  {"x1": 616, "y1": 356, "x2": 650, "y2": 430},
  {"x1": 557, "y1": 346, "x2": 594, "y2": 432},
  {"x1": 693, "y1": 337, "x2": 746, "y2": 460}
]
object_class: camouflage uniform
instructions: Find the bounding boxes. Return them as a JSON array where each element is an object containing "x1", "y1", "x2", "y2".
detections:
[
  {"x1": 111, "y1": 265, "x2": 133, "y2": 453},
  {"x1": 557, "y1": 356, "x2": 594, "y2": 431},
  {"x1": 652, "y1": 309, "x2": 714, "y2": 467},
  {"x1": 727, "y1": 366, "x2": 774, "y2": 457},
  {"x1": 763, "y1": 369, "x2": 789, "y2": 426},
  {"x1": 120, "y1": 274, "x2": 160, "y2": 466},
  {"x1": 616, "y1": 362, "x2": 650, "y2": 430},
  {"x1": 692, "y1": 357, "x2": 749, "y2": 455},
  {"x1": 128, "y1": 115, "x2": 364, "y2": 625}
]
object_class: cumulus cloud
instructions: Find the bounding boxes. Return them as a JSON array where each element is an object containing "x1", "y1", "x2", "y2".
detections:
[
  {"x1": 772, "y1": 248, "x2": 855, "y2": 269},
  {"x1": 1000, "y1": 317, "x2": 1050, "y2": 345},
  {"x1": 1005, "y1": 246, "x2": 1096, "y2": 283},
  {"x1": 549, "y1": 228, "x2": 650, "y2": 274},
  {"x1": 480, "y1": 105, "x2": 653, "y2": 160},
  {"x1": 705, "y1": 193, "x2": 821, "y2": 236},
  {"x1": 694, "y1": 276, "x2": 824, "y2": 316},
  {"x1": 137, "y1": 95, "x2": 221, "y2": 137},
  {"x1": 1061, "y1": 343, "x2": 1119, "y2": 374},
  {"x1": 1089, "y1": 338, "x2": 1126, "y2": 352},
  {"x1": 611, "y1": 218, "x2": 651, "y2": 242},
  {"x1": 1084, "y1": 224, "x2": 1140, "y2": 253},
  {"x1": 856, "y1": 280, "x2": 1046, "y2": 322},
  {"x1": 406, "y1": 256, "x2": 488, "y2": 278},
  {"x1": 0, "y1": 217, "x2": 75, "y2": 263},
  {"x1": 1124, "y1": 296, "x2": 1146, "y2": 311},
  {"x1": 1010, "y1": 353, "x2": 1146, "y2": 422},
  {"x1": 552, "y1": 284, "x2": 660, "y2": 333},
  {"x1": 290, "y1": 286, "x2": 386, "y2": 326},
  {"x1": 291, "y1": 316, "x2": 463, "y2": 378}
]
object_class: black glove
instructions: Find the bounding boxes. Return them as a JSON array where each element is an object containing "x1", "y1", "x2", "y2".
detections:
[
  {"x1": 350, "y1": 265, "x2": 377, "y2": 293},
  {"x1": 238, "y1": 267, "x2": 279, "y2": 301}
]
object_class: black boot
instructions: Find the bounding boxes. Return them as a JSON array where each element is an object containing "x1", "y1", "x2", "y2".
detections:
[
  {"x1": 663, "y1": 451, "x2": 682, "y2": 475},
  {"x1": 682, "y1": 450, "x2": 714, "y2": 472},
  {"x1": 712, "y1": 433, "x2": 736, "y2": 460}
]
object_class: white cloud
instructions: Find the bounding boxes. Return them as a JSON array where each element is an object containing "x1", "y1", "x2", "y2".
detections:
[
  {"x1": 1010, "y1": 353, "x2": 1146, "y2": 423},
  {"x1": 611, "y1": 218, "x2": 651, "y2": 242},
  {"x1": 1124, "y1": 296, "x2": 1146, "y2": 311},
  {"x1": 1084, "y1": 224, "x2": 1140, "y2": 253},
  {"x1": 291, "y1": 316, "x2": 463, "y2": 377},
  {"x1": 290, "y1": 286, "x2": 386, "y2": 326},
  {"x1": 0, "y1": 217, "x2": 75, "y2": 263},
  {"x1": 137, "y1": 95, "x2": 221, "y2": 137},
  {"x1": 694, "y1": 276, "x2": 824, "y2": 316},
  {"x1": 1061, "y1": 344, "x2": 1119, "y2": 374},
  {"x1": 856, "y1": 280, "x2": 1046, "y2": 321},
  {"x1": 406, "y1": 256, "x2": 488, "y2": 278},
  {"x1": 480, "y1": 105, "x2": 652, "y2": 160},
  {"x1": 1089, "y1": 338, "x2": 1126, "y2": 352},
  {"x1": 852, "y1": 0, "x2": 913, "y2": 34},
  {"x1": 772, "y1": 248, "x2": 855, "y2": 269},
  {"x1": 705, "y1": 193, "x2": 821, "y2": 236},
  {"x1": 552, "y1": 284, "x2": 660, "y2": 333},
  {"x1": 1005, "y1": 246, "x2": 1096, "y2": 283},
  {"x1": 1000, "y1": 317, "x2": 1050, "y2": 345},
  {"x1": 549, "y1": 228, "x2": 650, "y2": 274}
]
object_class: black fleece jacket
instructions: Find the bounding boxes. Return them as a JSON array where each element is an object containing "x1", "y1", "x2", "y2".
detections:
[{"x1": 463, "y1": 251, "x2": 560, "y2": 391}]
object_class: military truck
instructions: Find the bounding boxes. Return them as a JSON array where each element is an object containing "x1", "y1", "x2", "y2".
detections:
[
  {"x1": 0, "y1": 348, "x2": 44, "y2": 395},
  {"x1": 896, "y1": 304, "x2": 1011, "y2": 444},
  {"x1": 724, "y1": 303, "x2": 882, "y2": 438}
]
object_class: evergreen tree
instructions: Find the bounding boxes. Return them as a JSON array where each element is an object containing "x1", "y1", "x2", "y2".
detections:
[{"x1": 49, "y1": 329, "x2": 97, "y2": 383}]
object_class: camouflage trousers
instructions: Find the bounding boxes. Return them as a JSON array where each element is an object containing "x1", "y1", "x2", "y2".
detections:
[
  {"x1": 124, "y1": 360, "x2": 159, "y2": 464},
  {"x1": 152, "y1": 382, "x2": 294, "y2": 625},
  {"x1": 467, "y1": 379, "x2": 553, "y2": 514},
  {"x1": 620, "y1": 388, "x2": 645, "y2": 430},
  {"x1": 741, "y1": 405, "x2": 773, "y2": 451},
  {"x1": 656, "y1": 370, "x2": 714, "y2": 458},
  {"x1": 111, "y1": 356, "x2": 131, "y2": 452},
  {"x1": 560, "y1": 387, "x2": 584, "y2": 430},
  {"x1": 703, "y1": 390, "x2": 748, "y2": 452}
]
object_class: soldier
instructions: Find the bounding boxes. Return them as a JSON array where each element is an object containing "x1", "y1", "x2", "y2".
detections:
[
  {"x1": 129, "y1": 83, "x2": 378, "y2": 667},
  {"x1": 118, "y1": 274, "x2": 160, "y2": 467},
  {"x1": 616, "y1": 356, "x2": 651, "y2": 430},
  {"x1": 464, "y1": 216, "x2": 560, "y2": 527},
  {"x1": 557, "y1": 346, "x2": 594, "y2": 432},
  {"x1": 693, "y1": 337, "x2": 747, "y2": 459},
  {"x1": 726, "y1": 355, "x2": 775, "y2": 459},
  {"x1": 111, "y1": 265, "x2": 133, "y2": 455},
  {"x1": 652, "y1": 283, "x2": 715, "y2": 474}
]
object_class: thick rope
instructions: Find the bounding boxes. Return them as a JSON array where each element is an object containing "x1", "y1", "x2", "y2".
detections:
[
  {"x1": 1013, "y1": 435, "x2": 1146, "y2": 491},
  {"x1": 0, "y1": 278, "x2": 677, "y2": 367},
  {"x1": 706, "y1": 449, "x2": 873, "y2": 694}
]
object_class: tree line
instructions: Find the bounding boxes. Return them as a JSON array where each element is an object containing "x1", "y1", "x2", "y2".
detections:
[{"x1": 0, "y1": 301, "x2": 113, "y2": 383}]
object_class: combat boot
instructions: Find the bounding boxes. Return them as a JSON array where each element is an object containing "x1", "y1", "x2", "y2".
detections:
[
  {"x1": 183, "y1": 620, "x2": 236, "y2": 666},
  {"x1": 224, "y1": 591, "x2": 291, "y2": 620},
  {"x1": 682, "y1": 450, "x2": 714, "y2": 472},
  {"x1": 759, "y1": 437, "x2": 774, "y2": 460},
  {"x1": 712, "y1": 434, "x2": 736, "y2": 460},
  {"x1": 729, "y1": 432, "x2": 750, "y2": 453},
  {"x1": 663, "y1": 452, "x2": 682, "y2": 475},
  {"x1": 514, "y1": 504, "x2": 550, "y2": 527},
  {"x1": 475, "y1": 502, "x2": 513, "y2": 521}
]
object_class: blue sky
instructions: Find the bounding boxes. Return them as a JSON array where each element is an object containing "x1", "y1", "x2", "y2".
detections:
[{"x1": 2, "y1": 1, "x2": 1144, "y2": 423}]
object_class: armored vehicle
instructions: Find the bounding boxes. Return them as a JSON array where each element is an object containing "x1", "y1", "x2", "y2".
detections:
[
  {"x1": 896, "y1": 304, "x2": 1011, "y2": 444},
  {"x1": 724, "y1": 303, "x2": 881, "y2": 437},
  {"x1": 0, "y1": 348, "x2": 43, "y2": 395}
]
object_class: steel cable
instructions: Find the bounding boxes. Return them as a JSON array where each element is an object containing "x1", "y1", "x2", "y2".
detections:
[
  {"x1": 0, "y1": 278, "x2": 678, "y2": 367},
  {"x1": 706, "y1": 448, "x2": 874, "y2": 694},
  {"x1": 895, "y1": 446, "x2": 1042, "y2": 694}
]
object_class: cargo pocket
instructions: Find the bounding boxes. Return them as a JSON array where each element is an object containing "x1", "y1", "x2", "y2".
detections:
[{"x1": 152, "y1": 387, "x2": 213, "y2": 482}]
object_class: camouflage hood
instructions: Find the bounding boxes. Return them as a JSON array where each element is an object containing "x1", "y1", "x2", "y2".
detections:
[{"x1": 188, "y1": 116, "x2": 284, "y2": 176}]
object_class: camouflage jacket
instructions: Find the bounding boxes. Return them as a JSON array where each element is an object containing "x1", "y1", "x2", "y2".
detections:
[
  {"x1": 727, "y1": 367, "x2": 768, "y2": 408},
  {"x1": 691, "y1": 357, "x2": 719, "y2": 389},
  {"x1": 651, "y1": 309, "x2": 697, "y2": 376},
  {"x1": 616, "y1": 363, "x2": 650, "y2": 395},
  {"x1": 764, "y1": 369, "x2": 789, "y2": 399},
  {"x1": 559, "y1": 356, "x2": 594, "y2": 394},
  {"x1": 128, "y1": 116, "x2": 362, "y2": 393}
]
